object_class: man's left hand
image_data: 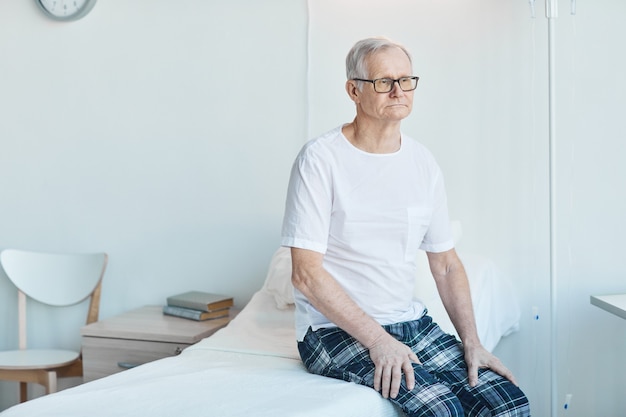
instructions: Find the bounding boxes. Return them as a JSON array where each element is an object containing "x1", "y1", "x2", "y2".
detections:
[{"x1": 463, "y1": 343, "x2": 518, "y2": 387}]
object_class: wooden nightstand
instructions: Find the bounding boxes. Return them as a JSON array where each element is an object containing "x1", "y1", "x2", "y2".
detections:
[{"x1": 81, "y1": 305, "x2": 237, "y2": 382}]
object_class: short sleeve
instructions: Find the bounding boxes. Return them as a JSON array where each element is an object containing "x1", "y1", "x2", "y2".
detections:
[
  {"x1": 419, "y1": 164, "x2": 454, "y2": 253},
  {"x1": 281, "y1": 145, "x2": 332, "y2": 254}
]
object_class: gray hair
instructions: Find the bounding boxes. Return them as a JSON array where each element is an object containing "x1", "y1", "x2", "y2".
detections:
[{"x1": 345, "y1": 37, "x2": 413, "y2": 82}]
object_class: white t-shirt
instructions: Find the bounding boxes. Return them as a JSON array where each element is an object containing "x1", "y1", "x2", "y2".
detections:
[{"x1": 281, "y1": 126, "x2": 454, "y2": 341}]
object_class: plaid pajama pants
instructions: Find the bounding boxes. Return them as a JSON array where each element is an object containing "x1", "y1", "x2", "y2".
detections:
[{"x1": 298, "y1": 315, "x2": 530, "y2": 417}]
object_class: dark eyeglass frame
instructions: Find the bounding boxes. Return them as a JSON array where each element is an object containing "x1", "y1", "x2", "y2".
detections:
[{"x1": 352, "y1": 76, "x2": 420, "y2": 93}]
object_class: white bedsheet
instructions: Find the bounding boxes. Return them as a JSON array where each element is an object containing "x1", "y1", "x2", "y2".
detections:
[
  {"x1": 0, "y1": 349, "x2": 401, "y2": 417},
  {"x1": 188, "y1": 291, "x2": 300, "y2": 359},
  {"x1": 1, "y1": 291, "x2": 402, "y2": 417}
]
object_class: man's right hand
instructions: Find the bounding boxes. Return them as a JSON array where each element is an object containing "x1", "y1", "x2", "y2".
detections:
[
  {"x1": 291, "y1": 247, "x2": 419, "y2": 399},
  {"x1": 368, "y1": 334, "x2": 420, "y2": 399}
]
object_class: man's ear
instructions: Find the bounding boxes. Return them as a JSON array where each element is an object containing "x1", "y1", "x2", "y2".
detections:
[{"x1": 345, "y1": 80, "x2": 360, "y2": 103}]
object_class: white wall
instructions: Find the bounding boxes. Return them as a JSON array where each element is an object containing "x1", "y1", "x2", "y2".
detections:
[
  {"x1": 1, "y1": 0, "x2": 625, "y2": 415},
  {"x1": 550, "y1": 1, "x2": 626, "y2": 415},
  {"x1": 0, "y1": 0, "x2": 308, "y2": 407}
]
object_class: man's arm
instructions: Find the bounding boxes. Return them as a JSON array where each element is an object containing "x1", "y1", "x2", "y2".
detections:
[
  {"x1": 290, "y1": 247, "x2": 418, "y2": 399},
  {"x1": 426, "y1": 248, "x2": 517, "y2": 387}
]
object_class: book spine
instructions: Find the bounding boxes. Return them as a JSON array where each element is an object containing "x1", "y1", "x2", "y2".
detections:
[
  {"x1": 166, "y1": 298, "x2": 208, "y2": 312},
  {"x1": 166, "y1": 299, "x2": 233, "y2": 312},
  {"x1": 162, "y1": 305, "x2": 203, "y2": 321}
]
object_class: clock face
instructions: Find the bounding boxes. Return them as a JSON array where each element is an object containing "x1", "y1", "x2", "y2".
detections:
[{"x1": 37, "y1": 0, "x2": 97, "y2": 21}]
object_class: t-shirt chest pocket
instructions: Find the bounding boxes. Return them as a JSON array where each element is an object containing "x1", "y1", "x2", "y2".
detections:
[{"x1": 405, "y1": 206, "x2": 433, "y2": 262}]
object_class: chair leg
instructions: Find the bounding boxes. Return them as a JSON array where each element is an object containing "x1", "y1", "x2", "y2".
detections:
[
  {"x1": 19, "y1": 382, "x2": 27, "y2": 403},
  {"x1": 44, "y1": 371, "x2": 57, "y2": 394}
]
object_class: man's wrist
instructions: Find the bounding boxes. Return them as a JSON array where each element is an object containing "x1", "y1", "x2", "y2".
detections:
[{"x1": 361, "y1": 325, "x2": 390, "y2": 350}]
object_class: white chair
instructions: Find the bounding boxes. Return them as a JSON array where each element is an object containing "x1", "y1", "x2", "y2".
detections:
[{"x1": 0, "y1": 249, "x2": 108, "y2": 403}]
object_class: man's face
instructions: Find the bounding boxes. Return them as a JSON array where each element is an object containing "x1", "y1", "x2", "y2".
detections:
[{"x1": 350, "y1": 47, "x2": 415, "y2": 123}]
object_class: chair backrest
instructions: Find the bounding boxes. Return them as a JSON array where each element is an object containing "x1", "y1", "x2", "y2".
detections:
[
  {"x1": 0, "y1": 249, "x2": 108, "y2": 349},
  {"x1": 0, "y1": 250, "x2": 107, "y2": 306}
]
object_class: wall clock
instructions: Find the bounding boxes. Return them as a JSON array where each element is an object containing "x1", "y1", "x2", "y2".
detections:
[{"x1": 36, "y1": 0, "x2": 97, "y2": 21}]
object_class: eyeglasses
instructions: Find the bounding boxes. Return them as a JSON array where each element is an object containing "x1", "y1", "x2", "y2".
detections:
[{"x1": 352, "y1": 76, "x2": 419, "y2": 93}]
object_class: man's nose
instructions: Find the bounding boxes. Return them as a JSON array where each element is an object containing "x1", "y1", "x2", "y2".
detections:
[{"x1": 389, "y1": 80, "x2": 405, "y2": 95}]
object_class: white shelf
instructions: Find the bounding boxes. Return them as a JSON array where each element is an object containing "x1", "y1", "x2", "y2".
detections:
[{"x1": 590, "y1": 294, "x2": 626, "y2": 320}]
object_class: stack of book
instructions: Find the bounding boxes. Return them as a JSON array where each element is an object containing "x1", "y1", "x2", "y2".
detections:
[{"x1": 163, "y1": 291, "x2": 234, "y2": 321}]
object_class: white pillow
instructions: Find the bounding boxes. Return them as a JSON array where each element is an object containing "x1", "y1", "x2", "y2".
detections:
[
  {"x1": 262, "y1": 222, "x2": 519, "y2": 351},
  {"x1": 262, "y1": 246, "x2": 294, "y2": 309}
]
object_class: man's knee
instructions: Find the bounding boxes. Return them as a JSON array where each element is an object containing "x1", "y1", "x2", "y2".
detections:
[
  {"x1": 493, "y1": 392, "x2": 530, "y2": 417},
  {"x1": 422, "y1": 396, "x2": 464, "y2": 417},
  {"x1": 399, "y1": 389, "x2": 464, "y2": 417},
  {"x1": 483, "y1": 381, "x2": 530, "y2": 417}
]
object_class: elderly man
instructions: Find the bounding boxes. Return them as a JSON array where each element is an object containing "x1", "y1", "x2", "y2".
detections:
[{"x1": 281, "y1": 37, "x2": 530, "y2": 417}]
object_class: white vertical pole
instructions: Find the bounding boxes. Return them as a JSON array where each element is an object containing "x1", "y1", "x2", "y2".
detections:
[
  {"x1": 18, "y1": 290, "x2": 27, "y2": 350},
  {"x1": 305, "y1": 0, "x2": 312, "y2": 141},
  {"x1": 545, "y1": 0, "x2": 558, "y2": 416}
]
